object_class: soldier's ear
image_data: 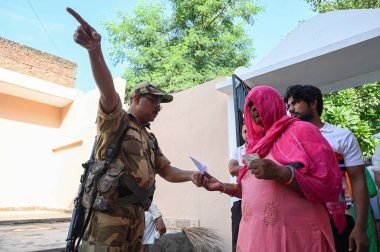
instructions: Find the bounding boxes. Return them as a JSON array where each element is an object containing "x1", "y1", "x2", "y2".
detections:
[{"x1": 133, "y1": 94, "x2": 141, "y2": 104}]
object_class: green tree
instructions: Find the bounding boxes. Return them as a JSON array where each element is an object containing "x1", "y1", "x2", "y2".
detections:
[
  {"x1": 305, "y1": 0, "x2": 380, "y2": 13},
  {"x1": 104, "y1": 0, "x2": 262, "y2": 94},
  {"x1": 304, "y1": 0, "x2": 380, "y2": 155},
  {"x1": 322, "y1": 84, "x2": 380, "y2": 156}
]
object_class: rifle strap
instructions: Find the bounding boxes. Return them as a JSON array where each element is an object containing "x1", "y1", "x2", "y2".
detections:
[{"x1": 105, "y1": 121, "x2": 129, "y2": 162}]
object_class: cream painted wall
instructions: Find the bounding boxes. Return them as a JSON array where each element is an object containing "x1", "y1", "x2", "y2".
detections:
[
  {"x1": 150, "y1": 77, "x2": 232, "y2": 250},
  {"x1": 0, "y1": 77, "x2": 126, "y2": 210},
  {"x1": 46, "y1": 78, "x2": 127, "y2": 210},
  {"x1": 0, "y1": 75, "x2": 233, "y2": 250},
  {"x1": 0, "y1": 117, "x2": 58, "y2": 207}
]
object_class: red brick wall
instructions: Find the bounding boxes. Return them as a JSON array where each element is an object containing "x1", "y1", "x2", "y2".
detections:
[{"x1": 0, "y1": 37, "x2": 77, "y2": 88}]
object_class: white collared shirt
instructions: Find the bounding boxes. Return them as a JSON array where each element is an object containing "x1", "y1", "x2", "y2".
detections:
[
  {"x1": 320, "y1": 122, "x2": 364, "y2": 167},
  {"x1": 229, "y1": 144, "x2": 246, "y2": 204},
  {"x1": 320, "y1": 122, "x2": 364, "y2": 210}
]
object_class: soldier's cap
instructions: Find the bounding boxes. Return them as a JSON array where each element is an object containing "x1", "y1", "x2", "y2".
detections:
[{"x1": 129, "y1": 81, "x2": 173, "y2": 103}]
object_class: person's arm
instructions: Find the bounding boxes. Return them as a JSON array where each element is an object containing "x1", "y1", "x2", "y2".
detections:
[
  {"x1": 228, "y1": 159, "x2": 242, "y2": 177},
  {"x1": 148, "y1": 203, "x2": 166, "y2": 236},
  {"x1": 192, "y1": 172, "x2": 242, "y2": 198},
  {"x1": 248, "y1": 159, "x2": 303, "y2": 193},
  {"x1": 340, "y1": 132, "x2": 369, "y2": 252},
  {"x1": 376, "y1": 171, "x2": 380, "y2": 223},
  {"x1": 158, "y1": 164, "x2": 197, "y2": 183},
  {"x1": 375, "y1": 171, "x2": 380, "y2": 188},
  {"x1": 154, "y1": 216, "x2": 166, "y2": 236},
  {"x1": 87, "y1": 44, "x2": 118, "y2": 112},
  {"x1": 373, "y1": 144, "x2": 380, "y2": 187},
  {"x1": 218, "y1": 182, "x2": 242, "y2": 198},
  {"x1": 148, "y1": 202, "x2": 162, "y2": 218},
  {"x1": 67, "y1": 8, "x2": 118, "y2": 113},
  {"x1": 347, "y1": 165, "x2": 370, "y2": 252},
  {"x1": 228, "y1": 147, "x2": 243, "y2": 177}
]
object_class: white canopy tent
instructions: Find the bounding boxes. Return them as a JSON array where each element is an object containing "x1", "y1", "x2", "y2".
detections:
[
  {"x1": 217, "y1": 8, "x2": 380, "y2": 151},
  {"x1": 217, "y1": 8, "x2": 380, "y2": 96}
]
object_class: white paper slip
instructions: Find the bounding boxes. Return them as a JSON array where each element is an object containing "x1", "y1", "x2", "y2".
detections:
[
  {"x1": 242, "y1": 153, "x2": 260, "y2": 166},
  {"x1": 189, "y1": 156, "x2": 208, "y2": 173}
]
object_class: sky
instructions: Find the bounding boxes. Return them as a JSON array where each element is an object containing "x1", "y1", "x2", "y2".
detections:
[{"x1": 0, "y1": 0, "x2": 316, "y2": 93}]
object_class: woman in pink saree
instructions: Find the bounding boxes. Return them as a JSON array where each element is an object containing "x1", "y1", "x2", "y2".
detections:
[{"x1": 195, "y1": 86, "x2": 344, "y2": 251}]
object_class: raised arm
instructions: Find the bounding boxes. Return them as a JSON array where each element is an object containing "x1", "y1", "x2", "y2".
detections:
[{"x1": 67, "y1": 7, "x2": 118, "y2": 113}]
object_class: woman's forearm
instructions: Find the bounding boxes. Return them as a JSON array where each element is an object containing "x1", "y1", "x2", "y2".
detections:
[{"x1": 220, "y1": 183, "x2": 242, "y2": 198}]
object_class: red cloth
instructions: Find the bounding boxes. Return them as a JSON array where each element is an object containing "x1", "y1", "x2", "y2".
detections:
[{"x1": 237, "y1": 86, "x2": 345, "y2": 232}]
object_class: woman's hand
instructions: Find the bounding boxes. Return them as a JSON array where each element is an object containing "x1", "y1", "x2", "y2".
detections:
[
  {"x1": 202, "y1": 173, "x2": 223, "y2": 191},
  {"x1": 248, "y1": 159, "x2": 287, "y2": 181},
  {"x1": 191, "y1": 172, "x2": 204, "y2": 187},
  {"x1": 192, "y1": 172, "x2": 224, "y2": 191}
]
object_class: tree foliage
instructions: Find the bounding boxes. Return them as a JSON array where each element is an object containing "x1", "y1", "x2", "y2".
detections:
[
  {"x1": 322, "y1": 84, "x2": 380, "y2": 156},
  {"x1": 104, "y1": 0, "x2": 262, "y2": 94},
  {"x1": 305, "y1": 0, "x2": 380, "y2": 13},
  {"x1": 304, "y1": 0, "x2": 380, "y2": 156}
]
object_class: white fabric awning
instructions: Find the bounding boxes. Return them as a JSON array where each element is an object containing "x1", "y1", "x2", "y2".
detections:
[{"x1": 217, "y1": 8, "x2": 380, "y2": 95}]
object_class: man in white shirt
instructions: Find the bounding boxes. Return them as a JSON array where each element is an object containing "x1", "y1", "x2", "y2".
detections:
[
  {"x1": 285, "y1": 85, "x2": 369, "y2": 252},
  {"x1": 141, "y1": 202, "x2": 166, "y2": 252},
  {"x1": 228, "y1": 124, "x2": 247, "y2": 252}
]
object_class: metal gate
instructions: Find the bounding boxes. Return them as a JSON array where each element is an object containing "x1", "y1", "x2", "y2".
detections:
[{"x1": 232, "y1": 74, "x2": 251, "y2": 146}]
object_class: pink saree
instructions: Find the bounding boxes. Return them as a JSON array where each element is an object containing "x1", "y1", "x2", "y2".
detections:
[
  {"x1": 236, "y1": 86, "x2": 343, "y2": 251},
  {"x1": 237, "y1": 153, "x2": 335, "y2": 251}
]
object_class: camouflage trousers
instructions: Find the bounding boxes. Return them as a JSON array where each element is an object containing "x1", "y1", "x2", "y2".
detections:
[{"x1": 80, "y1": 204, "x2": 145, "y2": 252}]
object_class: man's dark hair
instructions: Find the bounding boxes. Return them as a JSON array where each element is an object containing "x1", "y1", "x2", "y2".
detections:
[{"x1": 284, "y1": 85, "x2": 323, "y2": 116}]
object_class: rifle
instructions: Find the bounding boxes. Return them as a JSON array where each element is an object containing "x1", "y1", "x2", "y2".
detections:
[{"x1": 65, "y1": 138, "x2": 96, "y2": 252}]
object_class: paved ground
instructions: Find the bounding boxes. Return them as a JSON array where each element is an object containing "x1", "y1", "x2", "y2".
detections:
[
  {"x1": 0, "y1": 222, "x2": 68, "y2": 252},
  {"x1": 0, "y1": 211, "x2": 71, "y2": 223},
  {"x1": 0, "y1": 211, "x2": 71, "y2": 252},
  {"x1": 0, "y1": 210, "x2": 186, "y2": 251}
]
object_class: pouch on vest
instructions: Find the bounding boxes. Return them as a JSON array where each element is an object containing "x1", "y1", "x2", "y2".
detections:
[
  {"x1": 81, "y1": 116, "x2": 157, "y2": 212},
  {"x1": 81, "y1": 120, "x2": 128, "y2": 212},
  {"x1": 82, "y1": 161, "x2": 124, "y2": 211}
]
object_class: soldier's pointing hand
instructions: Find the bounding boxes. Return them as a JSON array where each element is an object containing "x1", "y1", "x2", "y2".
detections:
[{"x1": 67, "y1": 7, "x2": 101, "y2": 51}]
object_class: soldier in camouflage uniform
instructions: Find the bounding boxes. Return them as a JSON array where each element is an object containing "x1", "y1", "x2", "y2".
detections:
[{"x1": 67, "y1": 8, "x2": 202, "y2": 252}]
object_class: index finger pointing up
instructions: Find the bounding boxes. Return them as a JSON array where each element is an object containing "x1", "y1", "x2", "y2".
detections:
[{"x1": 66, "y1": 7, "x2": 90, "y2": 29}]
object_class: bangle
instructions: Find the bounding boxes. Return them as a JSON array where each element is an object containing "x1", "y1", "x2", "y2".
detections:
[
  {"x1": 220, "y1": 183, "x2": 226, "y2": 194},
  {"x1": 231, "y1": 183, "x2": 237, "y2": 196},
  {"x1": 283, "y1": 166, "x2": 294, "y2": 186}
]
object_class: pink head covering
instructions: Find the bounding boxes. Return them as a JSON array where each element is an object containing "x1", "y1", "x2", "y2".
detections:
[
  {"x1": 243, "y1": 86, "x2": 286, "y2": 152},
  {"x1": 237, "y1": 86, "x2": 345, "y2": 232}
]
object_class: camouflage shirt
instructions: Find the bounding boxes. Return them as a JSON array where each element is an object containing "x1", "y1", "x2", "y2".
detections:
[{"x1": 95, "y1": 97, "x2": 170, "y2": 190}]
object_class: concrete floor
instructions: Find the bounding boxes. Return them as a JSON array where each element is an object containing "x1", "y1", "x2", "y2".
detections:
[
  {"x1": 0, "y1": 222, "x2": 68, "y2": 252},
  {"x1": 0, "y1": 211, "x2": 71, "y2": 252}
]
